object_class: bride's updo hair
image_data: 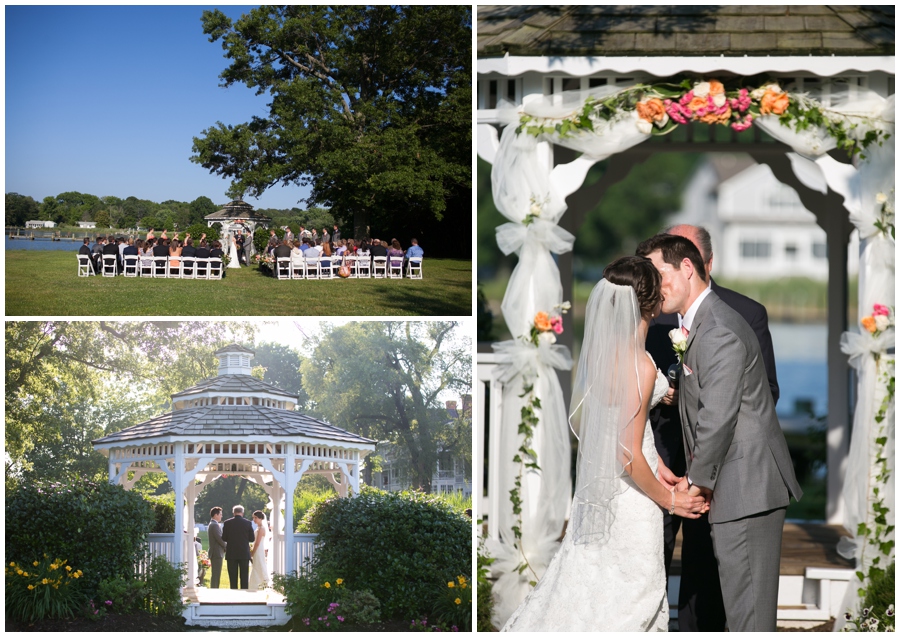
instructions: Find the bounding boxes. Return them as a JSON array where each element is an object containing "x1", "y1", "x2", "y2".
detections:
[
  {"x1": 602, "y1": 256, "x2": 663, "y2": 317},
  {"x1": 252, "y1": 510, "x2": 265, "y2": 521}
]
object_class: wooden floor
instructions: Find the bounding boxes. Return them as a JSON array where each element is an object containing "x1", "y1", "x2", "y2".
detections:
[
  {"x1": 670, "y1": 522, "x2": 854, "y2": 576},
  {"x1": 184, "y1": 587, "x2": 285, "y2": 605}
]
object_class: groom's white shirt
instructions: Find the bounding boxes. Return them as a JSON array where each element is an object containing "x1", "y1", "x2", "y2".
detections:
[{"x1": 678, "y1": 283, "x2": 712, "y2": 331}]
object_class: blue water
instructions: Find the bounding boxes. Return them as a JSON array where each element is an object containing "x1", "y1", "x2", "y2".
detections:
[
  {"x1": 770, "y1": 323, "x2": 827, "y2": 418},
  {"x1": 6, "y1": 237, "x2": 86, "y2": 252}
]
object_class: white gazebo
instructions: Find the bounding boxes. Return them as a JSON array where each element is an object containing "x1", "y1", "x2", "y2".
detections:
[{"x1": 92, "y1": 344, "x2": 376, "y2": 596}]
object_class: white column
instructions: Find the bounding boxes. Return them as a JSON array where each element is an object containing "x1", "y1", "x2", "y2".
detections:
[
  {"x1": 172, "y1": 444, "x2": 184, "y2": 577},
  {"x1": 185, "y1": 479, "x2": 196, "y2": 591},
  {"x1": 272, "y1": 477, "x2": 282, "y2": 575},
  {"x1": 283, "y1": 445, "x2": 297, "y2": 575}
]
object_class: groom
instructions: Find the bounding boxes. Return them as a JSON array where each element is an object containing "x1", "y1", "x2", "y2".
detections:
[
  {"x1": 221, "y1": 505, "x2": 255, "y2": 589},
  {"x1": 638, "y1": 233, "x2": 802, "y2": 631}
]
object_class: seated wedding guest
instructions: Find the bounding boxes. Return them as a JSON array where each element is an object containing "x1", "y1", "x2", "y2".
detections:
[
  {"x1": 103, "y1": 235, "x2": 122, "y2": 272},
  {"x1": 169, "y1": 238, "x2": 183, "y2": 269},
  {"x1": 388, "y1": 239, "x2": 404, "y2": 268},
  {"x1": 123, "y1": 238, "x2": 138, "y2": 257},
  {"x1": 152, "y1": 237, "x2": 169, "y2": 258},
  {"x1": 335, "y1": 240, "x2": 347, "y2": 256},
  {"x1": 321, "y1": 241, "x2": 333, "y2": 270},
  {"x1": 357, "y1": 239, "x2": 370, "y2": 257},
  {"x1": 406, "y1": 238, "x2": 424, "y2": 259},
  {"x1": 274, "y1": 239, "x2": 292, "y2": 259},
  {"x1": 195, "y1": 240, "x2": 211, "y2": 259},
  {"x1": 291, "y1": 240, "x2": 304, "y2": 258},
  {"x1": 370, "y1": 239, "x2": 388, "y2": 258},
  {"x1": 78, "y1": 238, "x2": 96, "y2": 273},
  {"x1": 117, "y1": 237, "x2": 127, "y2": 261},
  {"x1": 91, "y1": 236, "x2": 104, "y2": 268},
  {"x1": 302, "y1": 240, "x2": 320, "y2": 258},
  {"x1": 182, "y1": 238, "x2": 197, "y2": 258}
]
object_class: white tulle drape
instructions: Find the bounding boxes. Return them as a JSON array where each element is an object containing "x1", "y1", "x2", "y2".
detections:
[{"x1": 487, "y1": 83, "x2": 894, "y2": 630}]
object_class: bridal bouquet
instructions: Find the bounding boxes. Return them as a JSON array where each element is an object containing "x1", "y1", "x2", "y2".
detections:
[{"x1": 198, "y1": 550, "x2": 211, "y2": 569}]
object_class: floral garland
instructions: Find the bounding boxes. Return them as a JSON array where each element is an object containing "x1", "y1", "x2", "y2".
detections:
[
  {"x1": 874, "y1": 191, "x2": 895, "y2": 240},
  {"x1": 508, "y1": 302, "x2": 570, "y2": 585},
  {"x1": 516, "y1": 78, "x2": 891, "y2": 159},
  {"x1": 842, "y1": 304, "x2": 896, "y2": 631}
]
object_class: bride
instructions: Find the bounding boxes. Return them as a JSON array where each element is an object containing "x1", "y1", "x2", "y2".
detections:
[
  {"x1": 248, "y1": 510, "x2": 270, "y2": 590},
  {"x1": 503, "y1": 256, "x2": 708, "y2": 632}
]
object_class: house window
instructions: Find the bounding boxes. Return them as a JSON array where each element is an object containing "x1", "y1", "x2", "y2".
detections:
[
  {"x1": 740, "y1": 240, "x2": 771, "y2": 259},
  {"x1": 785, "y1": 244, "x2": 798, "y2": 259},
  {"x1": 812, "y1": 242, "x2": 827, "y2": 259}
]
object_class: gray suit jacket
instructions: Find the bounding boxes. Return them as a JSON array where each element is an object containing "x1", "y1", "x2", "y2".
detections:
[
  {"x1": 678, "y1": 291, "x2": 802, "y2": 524},
  {"x1": 208, "y1": 519, "x2": 226, "y2": 559}
]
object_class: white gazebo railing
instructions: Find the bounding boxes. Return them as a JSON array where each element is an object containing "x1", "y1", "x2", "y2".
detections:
[
  {"x1": 294, "y1": 533, "x2": 318, "y2": 575},
  {"x1": 139, "y1": 533, "x2": 176, "y2": 575}
]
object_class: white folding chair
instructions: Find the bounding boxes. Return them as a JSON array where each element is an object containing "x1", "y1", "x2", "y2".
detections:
[
  {"x1": 318, "y1": 257, "x2": 336, "y2": 279},
  {"x1": 77, "y1": 254, "x2": 94, "y2": 277},
  {"x1": 194, "y1": 258, "x2": 208, "y2": 279},
  {"x1": 406, "y1": 257, "x2": 423, "y2": 279},
  {"x1": 139, "y1": 255, "x2": 153, "y2": 277},
  {"x1": 102, "y1": 254, "x2": 118, "y2": 277},
  {"x1": 356, "y1": 255, "x2": 371, "y2": 278},
  {"x1": 122, "y1": 254, "x2": 140, "y2": 277},
  {"x1": 167, "y1": 257, "x2": 181, "y2": 279},
  {"x1": 152, "y1": 255, "x2": 168, "y2": 278},
  {"x1": 388, "y1": 256, "x2": 404, "y2": 279},
  {"x1": 291, "y1": 255, "x2": 306, "y2": 279},
  {"x1": 276, "y1": 257, "x2": 292, "y2": 280},
  {"x1": 372, "y1": 256, "x2": 387, "y2": 279},
  {"x1": 180, "y1": 256, "x2": 196, "y2": 279},
  {"x1": 343, "y1": 255, "x2": 359, "y2": 278},
  {"x1": 207, "y1": 257, "x2": 223, "y2": 280},
  {"x1": 305, "y1": 256, "x2": 320, "y2": 279}
]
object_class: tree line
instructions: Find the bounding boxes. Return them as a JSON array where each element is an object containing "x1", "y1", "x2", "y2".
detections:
[
  {"x1": 5, "y1": 191, "x2": 336, "y2": 236},
  {"x1": 5, "y1": 321, "x2": 471, "y2": 502}
]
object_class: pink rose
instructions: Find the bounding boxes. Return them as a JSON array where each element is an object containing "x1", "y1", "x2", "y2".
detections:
[{"x1": 873, "y1": 304, "x2": 890, "y2": 316}]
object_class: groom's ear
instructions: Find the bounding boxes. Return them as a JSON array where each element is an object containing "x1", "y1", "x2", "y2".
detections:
[{"x1": 681, "y1": 257, "x2": 695, "y2": 279}]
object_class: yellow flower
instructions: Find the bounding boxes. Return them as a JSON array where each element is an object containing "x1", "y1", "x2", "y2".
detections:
[
  {"x1": 42, "y1": 578, "x2": 49, "y2": 585},
  {"x1": 457, "y1": 575, "x2": 466, "y2": 584},
  {"x1": 448, "y1": 581, "x2": 455, "y2": 588},
  {"x1": 336, "y1": 578, "x2": 343, "y2": 585},
  {"x1": 455, "y1": 598, "x2": 461, "y2": 605},
  {"x1": 323, "y1": 582, "x2": 331, "y2": 589},
  {"x1": 53, "y1": 584, "x2": 59, "y2": 589},
  {"x1": 33, "y1": 561, "x2": 39, "y2": 567},
  {"x1": 27, "y1": 584, "x2": 34, "y2": 590},
  {"x1": 43, "y1": 554, "x2": 48, "y2": 559},
  {"x1": 23, "y1": 572, "x2": 29, "y2": 577},
  {"x1": 461, "y1": 582, "x2": 467, "y2": 589},
  {"x1": 66, "y1": 566, "x2": 72, "y2": 572},
  {"x1": 50, "y1": 563, "x2": 58, "y2": 570},
  {"x1": 16, "y1": 569, "x2": 23, "y2": 575},
  {"x1": 9, "y1": 562, "x2": 15, "y2": 567}
]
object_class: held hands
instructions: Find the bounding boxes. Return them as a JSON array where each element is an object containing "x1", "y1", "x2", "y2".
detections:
[
  {"x1": 659, "y1": 386, "x2": 678, "y2": 406},
  {"x1": 671, "y1": 489, "x2": 708, "y2": 518}
]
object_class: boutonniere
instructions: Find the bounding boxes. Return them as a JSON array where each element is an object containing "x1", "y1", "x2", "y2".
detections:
[{"x1": 669, "y1": 328, "x2": 688, "y2": 364}]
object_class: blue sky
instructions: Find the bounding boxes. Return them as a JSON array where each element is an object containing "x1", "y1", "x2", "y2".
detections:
[{"x1": 5, "y1": 5, "x2": 310, "y2": 210}]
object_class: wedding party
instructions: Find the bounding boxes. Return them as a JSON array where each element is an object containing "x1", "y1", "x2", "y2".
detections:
[{"x1": 476, "y1": 5, "x2": 894, "y2": 633}]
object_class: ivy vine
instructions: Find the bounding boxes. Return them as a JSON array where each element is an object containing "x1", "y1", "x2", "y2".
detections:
[{"x1": 509, "y1": 381, "x2": 541, "y2": 586}]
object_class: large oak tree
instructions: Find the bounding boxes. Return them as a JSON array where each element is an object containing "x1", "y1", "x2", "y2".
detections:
[{"x1": 191, "y1": 6, "x2": 471, "y2": 253}]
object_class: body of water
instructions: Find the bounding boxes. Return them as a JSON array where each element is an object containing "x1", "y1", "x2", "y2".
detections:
[
  {"x1": 770, "y1": 322, "x2": 828, "y2": 418},
  {"x1": 6, "y1": 237, "x2": 88, "y2": 252}
]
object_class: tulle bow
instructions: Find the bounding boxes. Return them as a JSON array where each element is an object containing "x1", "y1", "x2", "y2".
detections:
[
  {"x1": 492, "y1": 338, "x2": 573, "y2": 385},
  {"x1": 840, "y1": 328, "x2": 894, "y2": 370},
  {"x1": 495, "y1": 218, "x2": 575, "y2": 257}
]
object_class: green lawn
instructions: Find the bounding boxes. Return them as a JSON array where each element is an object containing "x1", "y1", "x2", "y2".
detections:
[{"x1": 6, "y1": 250, "x2": 472, "y2": 316}]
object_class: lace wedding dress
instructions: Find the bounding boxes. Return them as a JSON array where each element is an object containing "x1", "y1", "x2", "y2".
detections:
[
  {"x1": 502, "y1": 357, "x2": 669, "y2": 632},
  {"x1": 248, "y1": 525, "x2": 269, "y2": 591}
]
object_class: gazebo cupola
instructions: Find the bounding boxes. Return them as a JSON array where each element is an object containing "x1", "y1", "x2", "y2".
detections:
[{"x1": 92, "y1": 344, "x2": 376, "y2": 592}]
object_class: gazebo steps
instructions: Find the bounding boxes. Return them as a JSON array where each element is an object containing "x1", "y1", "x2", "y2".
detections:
[{"x1": 183, "y1": 588, "x2": 290, "y2": 628}]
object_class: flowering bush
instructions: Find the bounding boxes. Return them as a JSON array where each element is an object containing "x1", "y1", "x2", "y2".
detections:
[
  {"x1": 96, "y1": 575, "x2": 146, "y2": 615},
  {"x1": 273, "y1": 572, "x2": 382, "y2": 629},
  {"x1": 5, "y1": 556, "x2": 84, "y2": 622},
  {"x1": 429, "y1": 574, "x2": 471, "y2": 632}
]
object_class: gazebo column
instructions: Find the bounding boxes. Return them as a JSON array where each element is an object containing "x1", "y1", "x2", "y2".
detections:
[
  {"x1": 185, "y1": 479, "x2": 196, "y2": 591},
  {"x1": 172, "y1": 445, "x2": 185, "y2": 582},
  {"x1": 283, "y1": 447, "x2": 298, "y2": 575},
  {"x1": 271, "y1": 476, "x2": 283, "y2": 575}
]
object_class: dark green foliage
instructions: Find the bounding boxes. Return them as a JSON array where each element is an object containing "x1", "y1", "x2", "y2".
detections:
[
  {"x1": 142, "y1": 556, "x2": 187, "y2": 616},
  {"x1": 301, "y1": 487, "x2": 471, "y2": 619},
  {"x1": 97, "y1": 576, "x2": 146, "y2": 614},
  {"x1": 863, "y1": 560, "x2": 894, "y2": 616},
  {"x1": 179, "y1": 222, "x2": 220, "y2": 244},
  {"x1": 336, "y1": 588, "x2": 381, "y2": 625},
  {"x1": 477, "y1": 286, "x2": 495, "y2": 342},
  {"x1": 5, "y1": 555, "x2": 85, "y2": 623},
  {"x1": 254, "y1": 226, "x2": 283, "y2": 254},
  {"x1": 5, "y1": 480, "x2": 155, "y2": 592},
  {"x1": 144, "y1": 494, "x2": 175, "y2": 533},
  {"x1": 271, "y1": 571, "x2": 334, "y2": 621},
  {"x1": 477, "y1": 539, "x2": 496, "y2": 631},
  {"x1": 193, "y1": 475, "x2": 268, "y2": 524},
  {"x1": 192, "y1": 6, "x2": 471, "y2": 256},
  {"x1": 6, "y1": 192, "x2": 41, "y2": 226}
]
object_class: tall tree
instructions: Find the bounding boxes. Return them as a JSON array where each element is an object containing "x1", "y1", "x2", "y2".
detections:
[
  {"x1": 300, "y1": 322, "x2": 470, "y2": 492},
  {"x1": 191, "y1": 6, "x2": 471, "y2": 248},
  {"x1": 5, "y1": 193, "x2": 40, "y2": 227},
  {"x1": 5, "y1": 321, "x2": 257, "y2": 484},
  {"x1": 252, "y1": 341, "x2": 310, "y2": 410}
]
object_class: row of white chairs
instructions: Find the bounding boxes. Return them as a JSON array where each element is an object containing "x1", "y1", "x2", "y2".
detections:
[
  {"x1": 273, "y1": 255, "x2": 423, "y2": 280},
  {"x1": 77, "y1": 254, "x2": 224, "y2": 279}
]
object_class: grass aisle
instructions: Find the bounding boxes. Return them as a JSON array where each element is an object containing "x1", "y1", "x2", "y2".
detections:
[{"x1": 6, "y1": 251, "x2": 472, "y2": 316}]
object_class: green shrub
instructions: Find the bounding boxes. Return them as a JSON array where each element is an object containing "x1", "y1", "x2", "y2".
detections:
[
  {"x1": 178, "y1": 223, "x2": 220, "y2": 244},
  {"x1": 144, "y1": 494, "x2": 175, "y2": 533},
  {"x1": 142, "y1": 556, "x2": 187, "y2": 617},
  {"x1": 301, "y1": 487, "x2": 471, "y2": 619},
  {"x1": 5, "y1": 555, "x2": 85, "y2": 623},
  {"x1": 336, "y1": 588, "x2": 381, "y2": 625},
  {"x1": 254, "y1": 226, "x2": 283, "y2": 253},
  {"x1": 97, "y1": 575, "x2": 146, "y2": 614},
  {"x1": 5, "y1": 480, "x2": 155, "y2": 592},
  {"x1": 863, "y1": 561, "x2": 895, "y2": 617},
  {"x1": 272, "y1": 571, "x2": 336, "y2": 621},
  {"x1": 477, "y1": 537, "x2": 496, "y2": 631}
]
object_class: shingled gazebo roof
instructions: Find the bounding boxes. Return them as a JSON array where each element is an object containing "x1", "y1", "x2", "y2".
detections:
[
  {"x1": 204, "y1": 199, "x2": 272, "y2": 223},
  {"x1": 477, "y1": 5, "x2": 895, "y2": 57}
]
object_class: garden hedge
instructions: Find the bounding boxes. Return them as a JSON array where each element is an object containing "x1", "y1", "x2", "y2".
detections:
[
  {"x1": 301, "y1": 487, "x2": 471, "y2": 619},
  {"x1": 5, "y1": 480, "x2": 155, "y2": 591}
]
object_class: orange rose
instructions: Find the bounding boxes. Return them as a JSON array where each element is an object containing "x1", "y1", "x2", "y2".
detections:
[
  {"x1": 534, "y1": 311, "x2": 551, "y2": 332},
  {"x1": 687, "y1": 96, "x2": 708, "y2": 117},
  {"x1": 708, "y1": 80, "x2": 725, "y2": 96},
  {"x1": 760, "y1": 89, "x2": 790, "y2": 115},
  {"x1": 636, "y1": 98, "x2": 666, "y2": 123},
  {"x1": 861, "y1": 316, "x2": 878, "y2": 334},
  {"x1": 699, "y1": 105, "x2": 732, "y2": 125}
]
